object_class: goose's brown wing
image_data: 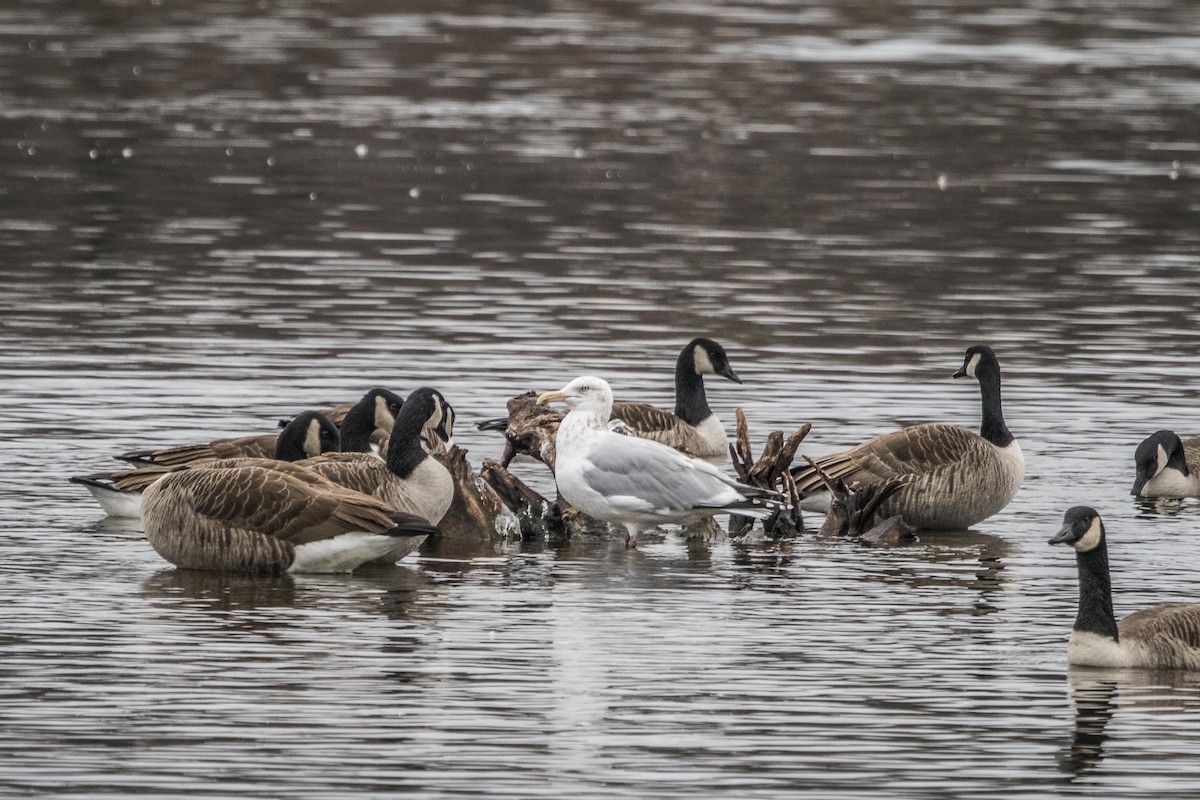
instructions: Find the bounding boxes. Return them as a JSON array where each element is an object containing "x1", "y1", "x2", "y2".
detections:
[
  {"x1": 121, "y1": 433, "x2": 278, "y2": 467},
  {"x1": 162, "y1": 463, "x2": 399, "y2": 545},
  {"x1": 317, "y1": 402, "x2": 355, "y2": 426},
  {"x1": 1120, "y1": 604, "x2": 1200, "y2": 650},
  {"x1": 107, "y1": 464, "x2": 184, "y2": 492},
  {"x1": 300, "y1": 453, "x2": 389, "y2": 498},
  {"x1": 1182, "y1": 436, "x2": 1200, "y2": 478},
  {"x1": 794, "y1": 424, "x2": 979, "y2": 494},
  {"x1": 609, "y1": 401, "x2": 709, "y2": 456}
]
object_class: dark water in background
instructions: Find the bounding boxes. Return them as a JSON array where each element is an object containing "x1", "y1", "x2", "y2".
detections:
[{"x1": 3, "y1": 1, "x2": 1200, "y2": 797}]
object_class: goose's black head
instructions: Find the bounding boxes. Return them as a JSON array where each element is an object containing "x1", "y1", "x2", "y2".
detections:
[
  {"x1": 404, "y1": 387, "x2": 454, "y2": 441},
  {"x1": 686, "y1": 337, "x2": 741, "y2": 384},
  {"x1": 339, "y1": 388, "x2": 405, "y2": 453},
  {"x1": 1132, "y1": 429, "x2": 1185, "y2": 496},
  {"x1": 364, "y1": 387, "x2": 404, "y2": 430},
  {"x1": 1049, "y1": 506, "x2": 1105, "y2": 552},
  {"x1": 953, "y1": 344, "x2": 999, "y2": 381},
  {"x1": 276, "y1": 411, "x2": 340, "y2": 461},
  {"x1": 434, "y1": 402, "x2": 456, "y2": 446}
]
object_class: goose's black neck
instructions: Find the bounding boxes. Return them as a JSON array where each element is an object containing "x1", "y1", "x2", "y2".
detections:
[
  {"x1": 977, "y1": 360, "x2": 1014, "y2": 447},
  {"x1": 386, "y1": 396, "x2": 430, "y2": 479},
  {"x1": 1167, "y1": 437, "x2": 1190, "y2": 476},
  {"x1": 1074, "y1": 543, "x2": 1119, "y2": 642},
  {"x1": 339, "y1": 395, "x2": 378, "y2": 453},
  {"x1": 674, "y1": 346, "x2": 712, "y2": 426}
]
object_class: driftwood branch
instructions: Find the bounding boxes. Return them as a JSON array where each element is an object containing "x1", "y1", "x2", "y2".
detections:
[
  {"x1": 434, "y1": 446, "x2": 516, "y2": 543},
  {"x1": 480, "y1": 458, "x2": 564, "y2": 542},
  {"x1": 805, "y1": 456, "x2": 915, "y2": 545},
  {"x1": 728, "y1": 408, "x2": 810, "y2": 538}
]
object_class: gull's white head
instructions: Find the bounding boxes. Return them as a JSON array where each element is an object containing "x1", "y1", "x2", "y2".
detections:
[{"x1": 537, "y1": 376, "x2": 614, "y2": 414}]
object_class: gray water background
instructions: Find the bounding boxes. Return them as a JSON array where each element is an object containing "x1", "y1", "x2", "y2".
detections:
[{"x1": 2, "y1": 1, "x2": 1200, "y2": 797}]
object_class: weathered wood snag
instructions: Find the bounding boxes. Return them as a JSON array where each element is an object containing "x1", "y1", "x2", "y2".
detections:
[
  {"x1": 434, "y1": 446, "x2": 519, "y2": 542},
  {"x1": 804, "y1": 456, "x2": 916, "y2": 545},
  {"x1": 727, "y1": 408, "x2": 809, "y2": 538},
  {"x1": 492, "y1": 390, "x2": 564, "y2": 470},
  {"x1": 480, "y1": 458, "x2": 565, "y2": 541}
]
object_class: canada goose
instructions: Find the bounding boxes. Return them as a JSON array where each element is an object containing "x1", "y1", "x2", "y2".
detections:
[
  {"x1": 336, "y1": 388, "x2": 404, "y2": 457},
  {"x1": 480, "y1": 337, "x2": 742, "y2": 463},
  {"x1": 538, "y1": 376, "x2": 775, "y2": 546},
  {"x1": 140, "y1": 459, "x2": 437, "y2": 573},
  {"x1": 1050, "y1": 506, "x2": 1200, "y2": 669},
  {"x1": 120, "y1": 389, "x2": 405, "y2": 468},
  {"x1": 790, "y1": 345, "x2": 1024, "y2": 530},
  {"x1": 288, "y1": 391, "x2": 452, "y2": 457},
  {"x1": 70, "y1": 411, "x2": 341, "y2": 518},
  {"x1": 302, "y1": 387, "x2": 455, "y2": 532},
  {"x1": 1131, "y1": 430, "x2": 1200, "y2": 499}
]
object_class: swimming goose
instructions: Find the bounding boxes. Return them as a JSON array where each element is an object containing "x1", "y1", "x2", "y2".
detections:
[
  {"x1": 480, "y1": 337, "x2": 742, "y2": 462},
  {"x1": 70, "y1": 411, "x2": 341, "y2": 518},
  {"x1": 1131, "y1": 430, "x2": 1200, "y2": 499},
  {"x1": 1050, "y1": 506, "x2": 1200, "y2": 669},
  {"x1": 140, "y1": 459, "x2": 437, "y2": 574},
  {"x1": 538, "y1": 376, "x2": 776, "y2": 546},
  {"x1": 302, "y1": 387, "x2": 455, "y2": 532},
  {"x1": 790, "y1": 345, "x2": 1024, "y2": 530}
]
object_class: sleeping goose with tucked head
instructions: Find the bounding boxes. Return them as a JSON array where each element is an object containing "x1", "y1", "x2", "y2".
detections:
[
  {"x1": 301, "y1": 387, "x2": 455, "y2": 531},
  {"x1": 790, "y1": 345, "x2": 1024, "y2": 530},
  {"x1": 538, "y1": 376, "x2": 777, "y2": 546},
  {"x1": 334, "y1": 388, "x2": 404, "y2": 458},
  {"x1": 292, "y1": 388, "x2": 452, "y2": 458},
  {"x1": 70, "y1": 411, "x2": 341, "y2": 519},
  {"x1": 120, "y1": 388, "x2": 405, "y2": 468},
  {"x1": 1050, "y1": 506, "x2": 1200, "y2": 669},
  {"x1": 140, "y1": 459, "x2": 437, "y2": 574},
  {"x1": 480, "y1": 337, "x2": 742, "y2": 463},
  {"x1": 1131, "y1": 430, "x2": 1200, "y2": 499}
]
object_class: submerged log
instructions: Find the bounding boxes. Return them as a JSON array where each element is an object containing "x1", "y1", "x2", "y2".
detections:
[
  {"x1": 434, "y1": 446, "x2": 520, "y2": 543},
  {"x1": 728, "y1": 408, "x2": 809, "y2": 538},
  {"x1": 480, "y1": 458, "x2": 565, "y2": 542},
  {"x1": 805, "y1": 456, "x2": 916, "y2": 545}
]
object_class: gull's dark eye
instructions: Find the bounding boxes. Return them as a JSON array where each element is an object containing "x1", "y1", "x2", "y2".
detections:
[{"x1": 389, "y1": 402, "x2": 401, "y2": 413}]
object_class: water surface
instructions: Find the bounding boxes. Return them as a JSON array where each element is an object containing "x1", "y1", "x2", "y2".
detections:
[{"x1": 3, "y1": 1, "x2": 1200, "y2": 797}]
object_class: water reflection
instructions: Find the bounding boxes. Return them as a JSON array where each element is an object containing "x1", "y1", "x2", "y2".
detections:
[
  {"x1": 1061, "y1": 668, "x2": 1200, "y2": 782},
  {"x1": 141, "y1": 568, "x2": 299, "y2": 611},
  {"x1": 1061, "y1": 673, "x2": 1119, "y2": 779}
]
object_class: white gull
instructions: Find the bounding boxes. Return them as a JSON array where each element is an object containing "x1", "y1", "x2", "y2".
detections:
[{"x1": 537, "y1": 376, "x2": 775, "y2": 546}]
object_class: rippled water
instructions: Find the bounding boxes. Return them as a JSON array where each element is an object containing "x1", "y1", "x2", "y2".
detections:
[{"x1": 3, "y1": 0, "x2": 1200, "y2": 796}]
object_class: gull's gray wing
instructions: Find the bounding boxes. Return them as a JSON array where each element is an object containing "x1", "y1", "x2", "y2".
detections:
[{"x1": 579, "y1": 433, "x2": 739, "y2": 514}]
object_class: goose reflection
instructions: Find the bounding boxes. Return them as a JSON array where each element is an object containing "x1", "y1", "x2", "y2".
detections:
[
  {"x1": 1132, "y1": 494, "x2": 1194, "y2": 518},
  {"x1": 1059, "y1": 668, "x2": 1200, "y2": 781},
  {"x1": 1059, "y1": 670, "x2": 1119, "y2": 779},
  {"x1": 140, "y1": 568, "x2": 300, "y2": 613},
  {"x1": 828, "y1": 529, "x2": 1013, "y2": 616},
  {"x1": 140, "y1": 562, "x2": 435, "y2": 619}
]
